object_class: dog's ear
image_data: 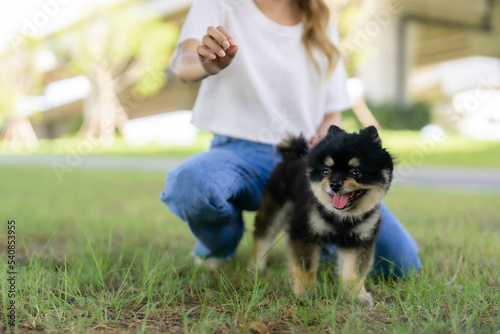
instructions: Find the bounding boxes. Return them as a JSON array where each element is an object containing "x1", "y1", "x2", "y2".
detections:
[
  {"x1": 327, "y1": 125, "x2": 343, "y2": 137},
  {"x1": 360, "y1": 126, "x2": 381, "y2": 145}
]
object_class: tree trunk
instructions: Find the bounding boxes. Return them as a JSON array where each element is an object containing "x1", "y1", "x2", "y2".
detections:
[
  {"x1": 78, "y1": 68, "x2": 129, "y2": 147},
  {"x1": 0, "y1": 117, "x2": 39, "y2": 150}
]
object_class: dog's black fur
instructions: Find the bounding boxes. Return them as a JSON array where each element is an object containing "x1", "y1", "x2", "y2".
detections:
[{"x1": 252, "y1": 125, "x2": 394, "y2": 305}]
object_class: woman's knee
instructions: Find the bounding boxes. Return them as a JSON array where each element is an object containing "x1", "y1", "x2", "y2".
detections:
[
  {"x1": 159, "y1": 161, "x2": 231, "y2": 223},
  {"x1": 376, "y1": 203, "x2": 422, "y2": 277},
  {"x1": 374, "y1": 251, "x2": 421, "y2": 278}
]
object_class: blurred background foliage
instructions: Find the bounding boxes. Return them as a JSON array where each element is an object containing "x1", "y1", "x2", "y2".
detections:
[
  {"x1": 368, "y1": 101, "x2": 431, "y2": 130},
  {"x1": 0, "y1": 0, "x2": 499, "y2": 167},
  {"x1": 52, "y1": 3, "x2": 178, "y2": 146}
]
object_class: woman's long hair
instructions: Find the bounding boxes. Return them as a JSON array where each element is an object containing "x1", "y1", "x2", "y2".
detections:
[{"x1": 298, "y1": 0, "x2": 339, "y2": 75}]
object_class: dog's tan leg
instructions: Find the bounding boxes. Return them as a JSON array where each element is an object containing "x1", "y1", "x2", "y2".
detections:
[
  {"x1": 337, "y1": 247, "x2": 375, "y2": 306},
  {"x1": 252, "y1": 237, "x2": 274, "y2": 272},
  {"x1": 252, "y1": 193, "x2": 292, "y2": 272},
  {"x1": 288, "y1": 241, "x2": 321, "y2": 298}
]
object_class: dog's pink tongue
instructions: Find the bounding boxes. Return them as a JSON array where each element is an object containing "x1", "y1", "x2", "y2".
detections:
[{"x1": 332, "y1": 193, "x2": 350, "y2": 209}]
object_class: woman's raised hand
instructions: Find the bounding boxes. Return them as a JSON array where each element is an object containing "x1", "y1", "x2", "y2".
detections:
[{"x1": 197, "y1": 26, "x2": 238, "y2": 75}]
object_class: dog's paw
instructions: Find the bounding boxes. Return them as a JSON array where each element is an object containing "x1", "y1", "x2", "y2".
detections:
[
  {"x1": 358, "y1": 292, "x2": 374, "y2": 307},
  {"x1": 293, "y1": 289, "x2": 307, "y2": 300},
  {"x1": 293, "y1": 289, "x2": 310, "y2": 300},
  {"x1": 293, "y1": 288, "x2": 317, "y2": 301}
]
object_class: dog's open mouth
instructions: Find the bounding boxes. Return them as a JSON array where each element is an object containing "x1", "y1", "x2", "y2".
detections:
[{"x1": 332, "y1": 189, "x2": 366, "y2": 210}]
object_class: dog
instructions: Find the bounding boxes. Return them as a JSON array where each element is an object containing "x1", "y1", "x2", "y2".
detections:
[{"x1": 252, "y1": 125, "x2": 394, "y2": 306}]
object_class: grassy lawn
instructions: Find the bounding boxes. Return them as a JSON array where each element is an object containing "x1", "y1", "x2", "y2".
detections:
[
  {"x1": 0, "y1": 132, "x2": 214, "y2": 159},
  {"x1": 380, "y1": 131, "x2": 500, "y2": 168},
  {"x1": 1, "y1": 167, "x2": 499, "y2": 333},
  {"x1": 2, "y1": 129, "x2": 500, "y2": 168}
]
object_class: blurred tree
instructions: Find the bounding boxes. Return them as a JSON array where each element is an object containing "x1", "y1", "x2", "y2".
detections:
[
  {"x1": 328, "y1": 0, "x2": 392, "y2": 128},
  {"x1": 55, "y1": 2, "x2": 178, "y2": 146},
  {"x1": 0, "y1": 40, "x2": 47, "y2": 150},
  {"x1": 329, "y1": 0, "x2": 390, "y2": 76}
]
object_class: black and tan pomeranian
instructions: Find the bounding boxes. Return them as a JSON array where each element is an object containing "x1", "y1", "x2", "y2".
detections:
[{"x1": 252, "y1": 125, "x2": 394, "y2": 306}]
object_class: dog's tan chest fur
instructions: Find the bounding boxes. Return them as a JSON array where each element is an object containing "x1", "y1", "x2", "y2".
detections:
[
  {"x1": 308, "y1": 208, "x2": 336, "y2": 235},
  {"x1": 352, "y1": 211, "x2": 380, "y2": 240}
]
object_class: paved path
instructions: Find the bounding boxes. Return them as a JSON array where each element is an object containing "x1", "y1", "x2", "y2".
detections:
[
  {"x1": 1, "y1": 155, "x2": 500, "y2": 193},
  {"x1": 391, "y1": 166, "x2": 500, "y2": 193},
  {"x1": 0, "y1": 154, "x2": 185, "y2": 173}
]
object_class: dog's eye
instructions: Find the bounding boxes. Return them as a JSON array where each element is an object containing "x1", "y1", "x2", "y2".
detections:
[
  {"x1": 322, "y1": 168, "x2": 331, "y2": 176},
  {"x1": 351, "y1": 169, "x2": 362, "y2": 179}
]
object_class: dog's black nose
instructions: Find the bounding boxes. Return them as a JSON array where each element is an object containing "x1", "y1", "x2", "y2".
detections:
[{"x1": 330, "y1": 181, "x2": 343, "y2": 192}]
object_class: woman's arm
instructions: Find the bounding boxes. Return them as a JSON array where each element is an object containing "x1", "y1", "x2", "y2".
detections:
[
  {"x1": 310, "y1": 111, "x2": 342, "y2": 147},
  {"x1": 175, "y1": 26, "x2": 238, "y2": 83},
  {"x1": 175, "y1": 39, "x2": 210, "y2": 82},
  {"x1": 318, "y1": 111, "x2": 342, "y2": 137}
]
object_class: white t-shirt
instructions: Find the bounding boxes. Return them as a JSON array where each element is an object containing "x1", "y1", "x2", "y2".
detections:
[{"x1": 171, "y1": 0, "x2": 352, "y2": 145}]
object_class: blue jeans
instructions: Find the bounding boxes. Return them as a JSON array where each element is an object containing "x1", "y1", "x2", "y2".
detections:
[{"x1": 160, "y1": 135, "x2": 421, "y2": 277}]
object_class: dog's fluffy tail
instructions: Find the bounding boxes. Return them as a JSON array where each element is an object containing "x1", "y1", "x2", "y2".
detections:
[{"x1": 278, "y1": 134, "x2": 308, "y2": 160}]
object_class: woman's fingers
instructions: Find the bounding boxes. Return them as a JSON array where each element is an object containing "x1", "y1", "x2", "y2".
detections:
[
  {"x1": 202, "y1": 34, "x2": 226, "y2": 57},
  {"x1": 206, "y1": 26, "x2": 236, "y2": 50},
  {"x1": 201, "y1": 26, "x2": 237, "y2": 58},
  {"x1": 309, "y1": 135, "x2": 322, "y2": 149},
  {"x1": 225, "y1": 44, "x2": 238, "y2": 59},
  {"x1": 215, "y1": 26, "x2": 235, "y2": 46},
  {"x1": 197, "y1": 26, "x2": 237, "y2": 76},
  {"x1": 196, "y1": 45, "x2": 216, "y2": 60},
  {"x1": 207, "y1": 26, "x2": 233, "y2": 50}
]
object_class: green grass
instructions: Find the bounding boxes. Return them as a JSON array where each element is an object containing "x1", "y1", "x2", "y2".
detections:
[
  {"x1": 2, "y1": 129, "x2": 500, "y2": 168},
  {"x1": 380, "y1": 131, "x2": 500, "y2": 168},
  {"x1": 1, "y1": 167, "x2": 499, "y2": 333},
  {"x1": 0, "y1": 132, "x2": 214, "y2": 158}
]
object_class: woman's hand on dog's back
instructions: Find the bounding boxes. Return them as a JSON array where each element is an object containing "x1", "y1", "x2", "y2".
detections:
[{"x1": 176, "y1": 26, "x2": 238, "y2": 82}]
